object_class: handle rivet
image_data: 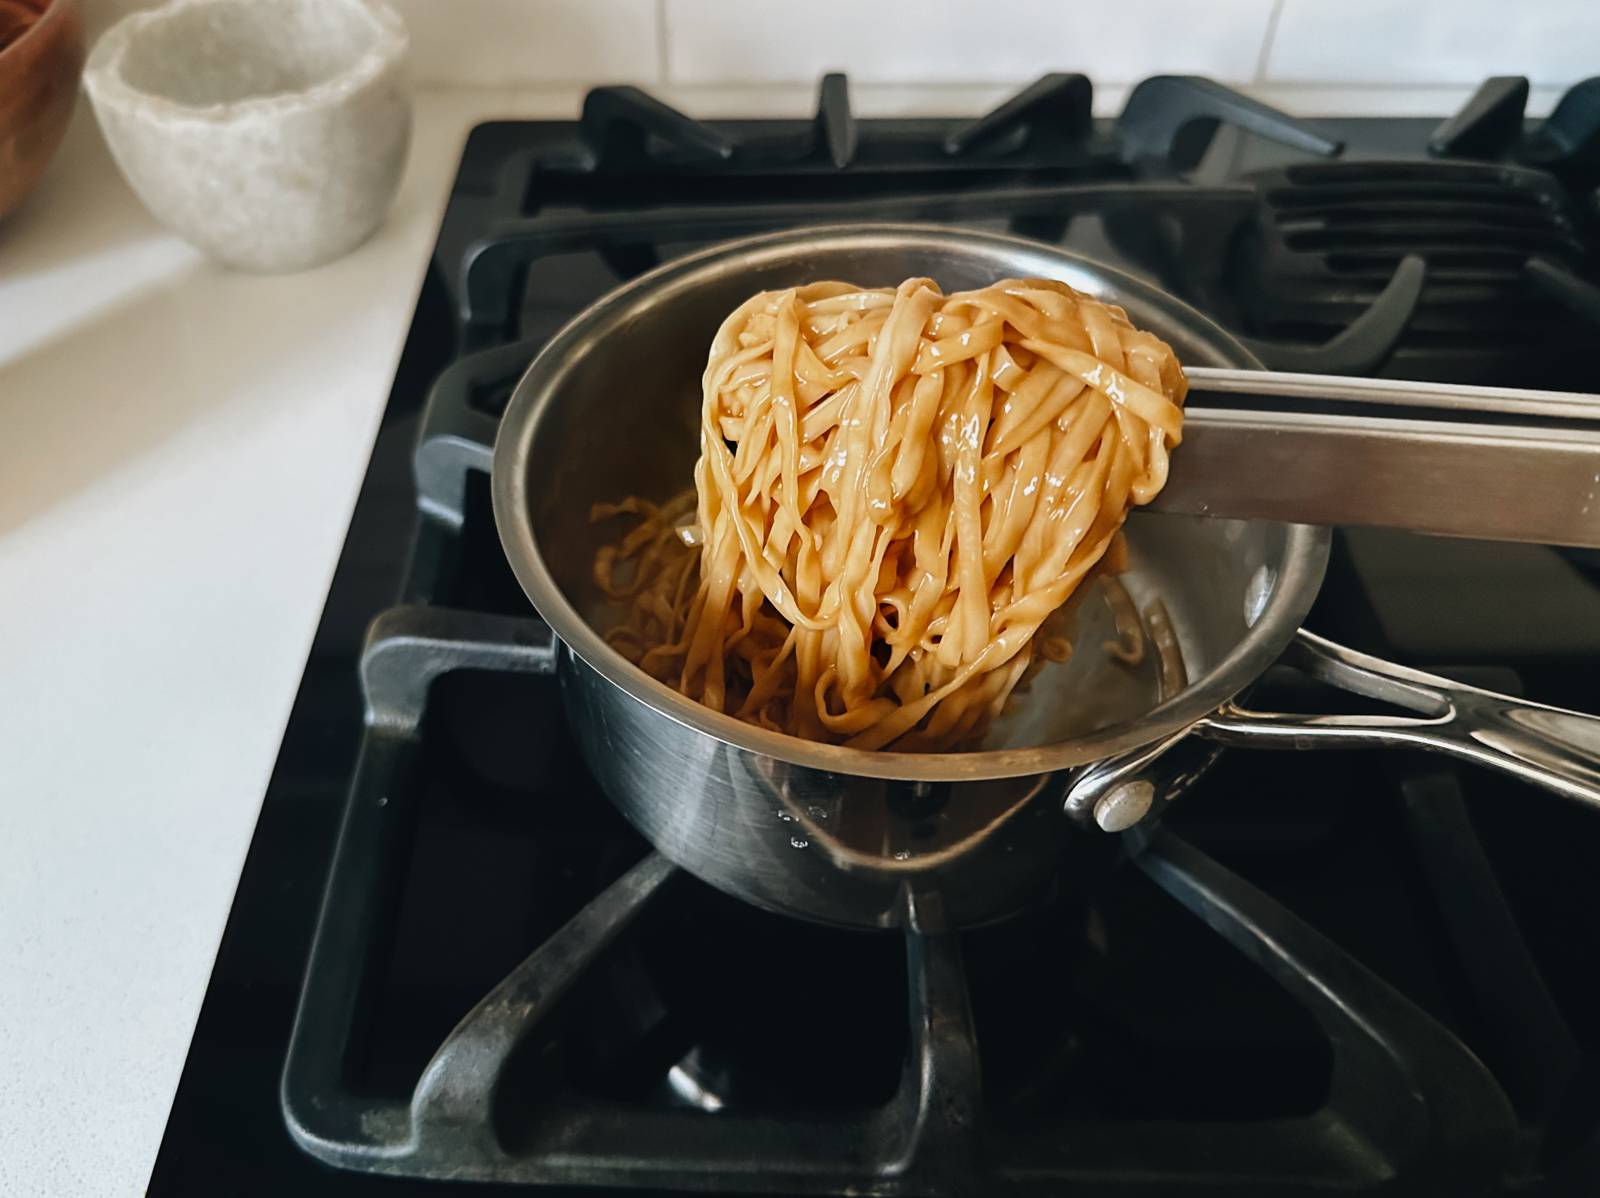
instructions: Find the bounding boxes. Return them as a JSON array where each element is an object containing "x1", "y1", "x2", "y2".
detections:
[{"x1": 1094, "y1": 780, "x2": 1155, "y2": 832}]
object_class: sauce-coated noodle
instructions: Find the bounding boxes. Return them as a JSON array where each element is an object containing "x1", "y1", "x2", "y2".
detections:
[{"x1": 593, "y1": 277, "x2": 1187, "y2": 751}]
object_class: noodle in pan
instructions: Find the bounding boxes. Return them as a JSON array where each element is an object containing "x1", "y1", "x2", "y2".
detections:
[{"x1": 592, "y1": 276, "x2": 1187, "y2": 752}]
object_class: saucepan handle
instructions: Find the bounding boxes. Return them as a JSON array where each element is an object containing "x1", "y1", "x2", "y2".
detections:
[{"x1": 1194, "y1": 628, "x2": 1600, "y2": 812}]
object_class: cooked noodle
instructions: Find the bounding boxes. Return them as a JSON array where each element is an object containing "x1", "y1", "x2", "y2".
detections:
[{"x1": 592, "y1": 276, "x2": 1187, "y2": 751}]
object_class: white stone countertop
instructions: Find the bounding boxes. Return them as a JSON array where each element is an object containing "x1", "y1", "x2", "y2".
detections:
[{"x1": 0, "y1": 85, "x2": 589, "y2": 1198}]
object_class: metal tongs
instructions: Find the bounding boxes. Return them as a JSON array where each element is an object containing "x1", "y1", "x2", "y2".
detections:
[{"x1": 1149, "y1": 369, "x2": 1600, "y2": 548}]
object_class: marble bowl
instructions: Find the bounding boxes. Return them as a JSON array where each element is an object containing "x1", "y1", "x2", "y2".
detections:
[
  {"x1": 83, "y1": 0, "x2": 410, "y2": 272},
  {"x1": 0, "y1": 0, "x2": 85, "y2": 221}
]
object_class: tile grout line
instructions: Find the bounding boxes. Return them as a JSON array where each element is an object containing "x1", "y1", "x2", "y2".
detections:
[
  {"x1": 1254, "y1": 0, "x2": 1287, "y2": 83},
  {"x1": 655, "y1": 0, "x2": 670, "y2": 85}
]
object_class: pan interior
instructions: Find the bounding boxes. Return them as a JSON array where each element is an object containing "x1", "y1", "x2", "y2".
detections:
[{"x1": 507, "y1": 227, "x2": 1321, "y2": 770}]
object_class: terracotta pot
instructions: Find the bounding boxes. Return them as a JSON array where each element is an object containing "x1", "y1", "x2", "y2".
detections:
[{"x1": 0, "y1": 0, "x2": 84, "y2": 220}]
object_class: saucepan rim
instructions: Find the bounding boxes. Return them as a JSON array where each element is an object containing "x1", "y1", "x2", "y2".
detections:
[{"x1": 491, "y1": 223, "x2": 1331, "y2": 782}]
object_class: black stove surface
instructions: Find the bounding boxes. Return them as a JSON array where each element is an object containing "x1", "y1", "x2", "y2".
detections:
[{"x1": 149, "y1": 75, "x2": 1600, "y2": 1196}]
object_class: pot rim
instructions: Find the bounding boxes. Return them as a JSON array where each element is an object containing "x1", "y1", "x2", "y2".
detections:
[{"x1": 493, "y1": 223, "x2": 1332, "y2": 782}]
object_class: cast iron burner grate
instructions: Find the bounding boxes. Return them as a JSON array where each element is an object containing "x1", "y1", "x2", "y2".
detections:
[
  {"x1": 505, "y1": 73, "x2": 1339, "y2": 208},
  {"x1": 1220, "y1": 160, "x2": 1595, "y2": 383},
  {"x1": 282, "y1": 606, "x2": 1519, "y2": 1195}
]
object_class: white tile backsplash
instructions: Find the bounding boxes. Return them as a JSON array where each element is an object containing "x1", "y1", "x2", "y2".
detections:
[
  {"x1": 1266, "y1": 0, "x2": 1597, "y2": 86},
  {"x1": 390, "y1": 0, "x2": 660, "y2": 86},
  {"x1": 77, "y1": 0, "x2": 1594, "y2": 115},
  {"x1": 664, "y1": 0, "x2": 1279, "y2": 86}
]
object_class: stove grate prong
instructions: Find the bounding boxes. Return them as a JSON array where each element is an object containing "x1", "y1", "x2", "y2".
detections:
[
  {"x1": 1117, "y1": 76, "x2": 1343, "y2": 168},
  {"x1": 408, "y1": 853, "x2": 678, "y2": 1150}
]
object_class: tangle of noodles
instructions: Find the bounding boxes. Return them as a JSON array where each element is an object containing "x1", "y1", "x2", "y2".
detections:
[{"x1": 592, "y1": 276, "x2": 1187, "y2": 752}]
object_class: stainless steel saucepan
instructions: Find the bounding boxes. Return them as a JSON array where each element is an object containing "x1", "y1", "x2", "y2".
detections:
[{"x1": 490, "y1": 224, "x2": 1600, "y2": 932}]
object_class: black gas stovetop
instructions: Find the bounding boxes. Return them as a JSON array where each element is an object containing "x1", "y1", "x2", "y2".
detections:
[{"x1": 148, "y1": 75, "x2": 1600, "y2": 1197}]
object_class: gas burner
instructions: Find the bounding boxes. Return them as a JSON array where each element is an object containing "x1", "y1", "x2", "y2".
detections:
[{"x1": 1223, "y1": 160, "x2": 1594, "y2": 384}]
